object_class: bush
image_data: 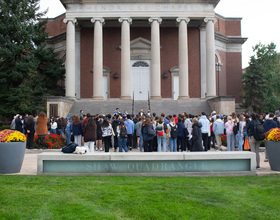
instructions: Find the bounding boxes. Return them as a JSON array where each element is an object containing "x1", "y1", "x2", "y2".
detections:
[{"x1": 33, "y1": 133, "x2": 67, "y2": 149}]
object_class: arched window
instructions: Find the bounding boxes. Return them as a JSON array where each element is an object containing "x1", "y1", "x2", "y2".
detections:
[{"x1": 132, "y1": 61, "x2": 150, "y2": 67}]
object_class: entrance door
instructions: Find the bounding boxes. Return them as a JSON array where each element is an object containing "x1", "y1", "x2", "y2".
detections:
[
  {"x1": 103, "y1": 75, "x2": 108, "y2": 100},
  {"x1": 131, "y1": 60, "x2": 150, "y2": 100},
  {"x1": 173, "y1": 75, "x2": 179, "y2": 100}
]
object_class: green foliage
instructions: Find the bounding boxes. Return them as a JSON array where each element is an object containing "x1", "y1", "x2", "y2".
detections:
[
  {"x1": 0, "y1": 175, "x2": 279, "y2": 219},
  {"x1": 242, "y1": 43, "x2": 280, "y2": 113},
  {"x1": 0, "y1": 0, "x2": 65, "y2": 117}
]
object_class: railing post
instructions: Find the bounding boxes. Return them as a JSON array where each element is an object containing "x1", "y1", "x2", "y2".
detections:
[{"x1": 132, "y1": 91, "x2": 134, "y2": 116}]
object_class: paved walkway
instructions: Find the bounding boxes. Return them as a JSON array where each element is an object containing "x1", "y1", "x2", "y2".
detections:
[{"x1": 9, "y1": 148, "x2": 280, "y2": 176}]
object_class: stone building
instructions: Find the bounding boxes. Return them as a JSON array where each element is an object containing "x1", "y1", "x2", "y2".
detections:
[{"x1": 45, "y1": 0, "x2": 247, "y2": 116}]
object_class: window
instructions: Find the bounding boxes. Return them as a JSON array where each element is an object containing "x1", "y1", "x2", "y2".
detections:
[{"x1": 132, "y1": 61, "x2": 150, "y2": 67}]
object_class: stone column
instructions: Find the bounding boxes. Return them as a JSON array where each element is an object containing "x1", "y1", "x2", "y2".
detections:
[
  {"x1": 63, "y1": 18, "x2": 77, "y2": 99},
  {"x1": 91, "y1": 18, "x2": 105, "y2": 100},
  {"x1": 200, "y1": 24, "x2": 207, "y2": 98},
  {"x1": 119, "y1": 17, "x2": 132, "y2": 100},
  {"x1": 204, "y1": 18, "x2": 217, "y2": 97},
  {"x1": 176, "y1": 18, "x2": 190, "y2": 100},
  {"x1": 149, "y1": 17, "x2": 162, "y2": 100}
]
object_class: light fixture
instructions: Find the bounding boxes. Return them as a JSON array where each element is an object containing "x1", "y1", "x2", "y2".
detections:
[
  {"x1": 114, "y1": 72, "x2": 119, "y2": 79},
  {"x1": 162, "y1": 71, "x2": 168, "y2": 79}
]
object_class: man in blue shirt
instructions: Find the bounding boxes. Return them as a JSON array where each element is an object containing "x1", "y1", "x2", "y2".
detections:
[{"x1": 124, "y1": 114, "x2": 134, "y2": 150}]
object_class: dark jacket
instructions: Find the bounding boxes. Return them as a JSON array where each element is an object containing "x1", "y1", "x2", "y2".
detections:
[
  {"x1": 177, "y1": 122, "x2": 185, "y2": 138},
  {"x1": 112, "y1": 119, "x2": 120, "y2": 134},
  {"x1": 142, "y1": 125, "x2": 155, "y2": 141},
  {"x1": 96, "y1": 120, "x2": 103, "y2": 139},
  {"x1": 72, "y1": 122, "x2": 83, "y2": 136},
  {"x1": 26, "y1": 121, "x2": 35, "y2": 134},
  {"x1": 263, "y1": 119, "x2": 278, "y2": 133},
  {"x1": 191, "y1": 122, "x2": 203, "y2": 152},
  {"x1": 247, "y1": 120, "x2": 262, "y2": 137},
  {"x1": 84, "y1": 123, "x2": 97, "y2": 142},
  {"x1": 15, "y1": 118, "x2": 23, "y2": 132}
]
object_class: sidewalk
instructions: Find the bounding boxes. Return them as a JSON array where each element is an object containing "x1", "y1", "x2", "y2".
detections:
[{"x1": 10, "y1": 148, "x2": 280, "y2": 176}]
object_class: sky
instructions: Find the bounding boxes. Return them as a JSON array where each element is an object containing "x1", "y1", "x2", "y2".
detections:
[{"x1": 39, "y1": 0, "x2": 280, "y2": 68}]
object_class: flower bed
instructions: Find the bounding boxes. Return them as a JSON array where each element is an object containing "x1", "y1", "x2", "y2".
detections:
[
  {"x1": 0, "y1": 129, "x2": 26, "y2": 142},
  {"x1": 265, "y1": 128, "x2": 280, "y2": 141},
  {"x1": 221, "y1": 134, "x2": 227, "y2": 146},
  {"x1": 33, "y1": 134, "x2": 67, "y2": 149}
]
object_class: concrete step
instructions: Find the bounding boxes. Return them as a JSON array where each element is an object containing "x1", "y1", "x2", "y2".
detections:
[{"x1": 68, "y1": 99, "x2": 213, "y2": 117}]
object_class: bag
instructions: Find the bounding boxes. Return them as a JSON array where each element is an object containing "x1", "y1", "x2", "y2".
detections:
[
  {"x1": 111, "y1": 127, "x2": 115, "y2": 136},
  {"x1": 156, "y1": 123, "x2": 164, "y2": 136},
  {"x1": 233, "y1": 124, "x2": 238, "y2": 135},
  {"x1": 170, "y1": 124, "x2": 178, "y2": 138},
  {"x1": 253, "y1": 120, "x2": 265, "y2": 141},
  {"x1": 120, "y1": 126, "x2": 128, "y2": 138},
  {"x1": 183, "y1": 128, "x2": 189, "y2": 138},
  {"x1": 147, "y1": 126, "x2": 156, "y2": 137},
  {"x1": 244, "y1": 139, "x2": 250, "y2": 150},
  {"x1": 74, "y1": 146, "x2": 88, "y2": 154},
  {"x1": 61, "y1": 142, "x2": 78, "y2": 153}
]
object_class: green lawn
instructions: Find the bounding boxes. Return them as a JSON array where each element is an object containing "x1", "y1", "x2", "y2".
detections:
[{"x1": 0, "y1": 175, "x2": 279, "y2": 219}]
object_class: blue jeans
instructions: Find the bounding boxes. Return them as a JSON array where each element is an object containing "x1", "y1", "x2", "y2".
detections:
[
  {"x1": 139, "y1": 133, "x2": 143, "y2": 151},
  {"x1": 118, "y1": 136, "x2": 128, "y2": 152},
  {"x1": 157, "y1": 134, "x2": 166, "y2": 152},
  {"x1": 227, "y1": 133, "x2": 235, "y2": 151},
  {"x1": 169, "y1": 137, "x2": 177, "y2": 152},
  {"x1": 65, "y1": 130, "x2": 71, "y2": 145},
  {"x1": 50, "y1": 129, "x2": 56, "y2": 135},
  {"x1": 238, "y1": 130, "x2": 243, "y2": 151}
]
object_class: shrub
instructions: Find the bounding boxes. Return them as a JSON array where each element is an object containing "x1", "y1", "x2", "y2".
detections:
[{"x1": 33, "y1": 134, "x2": 66, "y2": 149}]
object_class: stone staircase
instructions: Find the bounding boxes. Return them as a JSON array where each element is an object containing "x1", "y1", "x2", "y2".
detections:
[{"x1": 68, "y1": 99, "x2": 213, "y2": 116}]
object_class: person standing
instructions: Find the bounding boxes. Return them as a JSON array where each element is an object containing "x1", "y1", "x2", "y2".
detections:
[
  {"x1": 225, "y1": 116, "x2": 235, "y2": 151},
  {"x1": 15, "y1": 115, "x2": 23, "y2": 133},
  {"x1": 83, "y1": 118, "x2": 97, "y2": 152},
  {"x1": 177, "y1": 117, "x2": 186, "y2": 152},
  {"x1": 117, "y1": 120, "x2": 128, "y2": 152},
  {"x1": 141, "y1": 118, "x2": 155, "y2": 152},
  {"x1": 168, "y1": 118, "x2": 177, "y2": 152},
  {"x1": 191, "y1": 118, "x2": 203, "y2": 151},
  {"x1": 156, "y1": 116, "x2": 167, "y2": 152},
  {"x1": 36, "y1": 112, "x2": 48, "y2": 149},
  {"x1": 124, "y1": 114, "x2": 134, "y2": 150},
  {"x1": 26, "y1": 116, "x2": 35, "y2": 149},
  {"x1": 247, "y1": 113, "x2": 262, "y2": 169},
  {"x1": 72, "y1": 116, "x2": 83, "y2": 146},
  {"x1": 198, "y1": 112, "x2": 210, "y2": 151},
  {"x1": 64, "y1": 117, "x2": 73, "y2": 145},
  {"x1": 101, "y1": 118, "x2": 112, "y2": 152},
  {"x1": 238, "y1": 115, "x2": 246, "y2": 151},
  {"x1": 213, "y1": 114, "x2": 224, "y2": 151}
]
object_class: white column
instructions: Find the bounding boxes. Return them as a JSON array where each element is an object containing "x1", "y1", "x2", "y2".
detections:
[
  {"x1": 177, "y1": 18, "x2": 190, "y2": 100},
  {"x1": 149, "y1": 17, "x2": 162, "y2": 100},
  {"x1": 204, "y1": 18, "x2": 217, "y2": 97},
  {"x1": 91, "y1": 18, "x2": 105, "y2": 100},
  {"x1": 119, "y1": 17, "x2": 132, "y2": 100},
  {"x1": 63, "y1": 18, "x2": 77, "y2": 99},
  {"x1": 200, "y1": 24, "x2": 207, "y2": 98}
]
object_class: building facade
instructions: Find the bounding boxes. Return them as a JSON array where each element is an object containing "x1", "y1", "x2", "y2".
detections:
[{"x1": 45, "y1": 0, "x2": 247, "y2": 108}]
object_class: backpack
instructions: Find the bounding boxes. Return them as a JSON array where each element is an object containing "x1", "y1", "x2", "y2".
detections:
[
  {"x1": 170, "y1": 124, "x2": 178, "y2": 138},
  {"x1": 61, "y1": 142, "x2": 78, "y2": 153},
  {"x1": 120, "y1": 126, "x2": 128, "y2": 138},
  {"x1": 156, "y1": 122, "x2": 164, "y2": 136},
  {"x1": 253, "y1": 120, "x2": 265, "y2": 141},
  {"x1": 233, "y1": 123, "x2": 238, "y2": 135}
]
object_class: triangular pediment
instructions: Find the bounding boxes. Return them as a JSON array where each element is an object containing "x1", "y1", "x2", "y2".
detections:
[{"x1": 130, "y1": 37, "x2": 151, "y2": 49}]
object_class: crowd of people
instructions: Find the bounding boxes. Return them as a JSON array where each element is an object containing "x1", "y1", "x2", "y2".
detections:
[{"x1": 11, "y1": 108, "x2": 280, "y2": 169}]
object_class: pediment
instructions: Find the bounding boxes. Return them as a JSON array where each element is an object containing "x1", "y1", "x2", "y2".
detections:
[{"x1": 130, "y1": 37, "x2": 151, "y2": 49}]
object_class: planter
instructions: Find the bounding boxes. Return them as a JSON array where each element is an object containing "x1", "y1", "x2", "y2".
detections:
[
  {"x1": 0, "y1": 142, "x2": 26, "y2": 173},
  {"x1": 265, "y1": 140, "x2": 280, "y2": 171}
]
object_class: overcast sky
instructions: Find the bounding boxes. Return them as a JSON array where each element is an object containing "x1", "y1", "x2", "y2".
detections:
[{"x1": 39, "y1": 0, "x2": 280, "y2": 68}]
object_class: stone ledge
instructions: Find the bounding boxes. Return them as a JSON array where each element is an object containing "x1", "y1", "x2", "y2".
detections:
[{"x1": 37, "y1": 152, "x2": 256, "y2": 176}]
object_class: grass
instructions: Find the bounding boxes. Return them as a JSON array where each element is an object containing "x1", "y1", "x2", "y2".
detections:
[{"x1": 0, "y1": 175, "x2": 279, "y2": 219}]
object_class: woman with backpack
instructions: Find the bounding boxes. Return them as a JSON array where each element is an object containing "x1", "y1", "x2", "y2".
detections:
[
  {"x1": 117, "y1": 120, "x2": 128, "y2": 152},
  {"x1": 156, "y1": 116, "x2": 168, "y2": 152},
  {"x1": 167, "y1": 117, "x2": 177, "y2": 152},
  {"x1": 101, "y1": 118, "x2": 112, "y2": 152}
]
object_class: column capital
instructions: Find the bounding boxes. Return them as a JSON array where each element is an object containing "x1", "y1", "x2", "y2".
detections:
[
  {"x1": 118, "y1": 17, "x2": 132, "y2": 24},
  {"x1": 176, "y1": 17, "x2": 190, "y2": 24},
  {"x1": 148, "y1": 17, "x2": 162, "y2": 24},
  {"x1": 63, "y1": 18, "x2": 77, "y2": 24},
  {"x1": 91, "y1": 17, "x2": 105, "y2": 24},
  {"x1": 204, "y1": 17, "x2": 217, "y2": 24}
]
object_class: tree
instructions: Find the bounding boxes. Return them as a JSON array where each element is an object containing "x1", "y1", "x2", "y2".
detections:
[
  {"x1": 0, "y1": 0, "x2": 65, "y2": 117},
  {"x1": 242, "y1": 43, "x2": 280, "y2": 113}
]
